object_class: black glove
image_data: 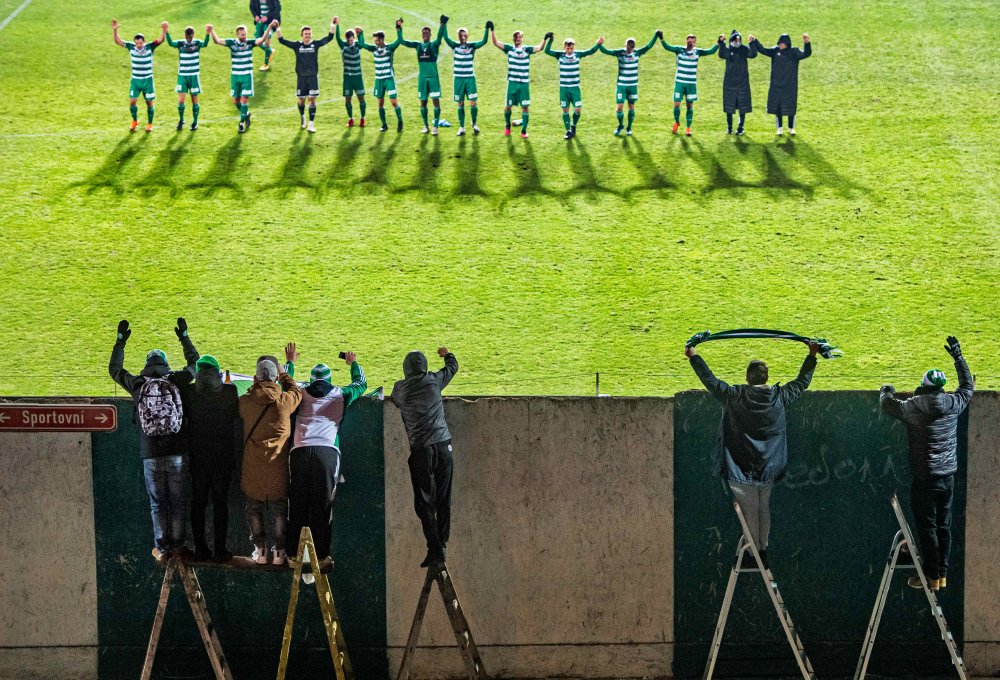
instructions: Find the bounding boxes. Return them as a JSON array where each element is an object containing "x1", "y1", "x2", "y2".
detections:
[
  {"x1": 485, "y1": 20, "x2": 494, "y2": 31},
  {"x1": 944, "y1": 335, "x2": 962, "y2": 359},
  {"x1": 440, "y1": 14, "x2": 449, "y2": 24},
  {"x1": 117, "y1": 319, "x2": 131, "y2": 343},
  {"x1": 544, "y1": 31, "x2": 553, "y2": 42},
  {"x1": 656, "y1": 29, "x2": 663, "y2": 40},
  {"x1": 175, "y1": 317, "x2": 188, "y2": 339}
]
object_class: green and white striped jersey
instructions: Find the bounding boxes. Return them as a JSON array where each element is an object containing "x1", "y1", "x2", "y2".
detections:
[
  {"x1": 662, "y1": 42, "x2": 718, "y2": 85},
  {"x1": 599, "y1": 36, "x2": 657, "y2": 86},
  {"x1": 168, "y1": 35, "x2": 208, "y2": 76},
  {"x1": 336, "y1": 26, "x2": 364, "y2": 76},
  {"x1": 544, "y1": 42, "x2": 600, "y2": 86},
  {"x1": 259, "y1": 1, "x2": 272, "y2": 18},
  {"x1": 124, "y1": 41, "x2": 157, "y2": 79},
  {"x1": 362, "y1": 38, "x2": 400, "y2": 80},
  {"x1": 503, "y1": 44, "x2": 534, "y2": 83},
  {"x1": 225, "y1": 39, "x2": 256, "y2": 76},
  {"x1": 452, "y1": 42, "x2": 478, "y2": 78}
]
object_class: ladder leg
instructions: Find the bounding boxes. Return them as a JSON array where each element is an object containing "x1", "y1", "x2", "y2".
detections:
[
  {"x1": 141, "y1": 561, "x2": 175, "y2": 680},
  {"x1": 314, "y1": 557, "x2": 351, "y2": 680},
  {"x1": 277, "y1": 535, "x2": 308, "y2": 680},
  {"x1": 396, "y1": 570, "x2": 436, "y2": 680},
  {"x1": 435, "y1": 566, "x2": 488, "y2": 680},
  {"x1": 854, "y1": 533, "x2": 905, "y2": 680},
  {"x1": 702, "y1": 540, "x2": 745, "y2": 680},
  {"x1": 179, "y1": 565, "x2": 234, "y2": 680}
]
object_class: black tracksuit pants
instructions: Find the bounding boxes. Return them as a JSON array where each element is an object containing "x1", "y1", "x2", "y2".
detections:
[
  {"x1": 407, "y1": 439, "x2": 454, "y2": 559},
  {"x1": 288, "y1": 445, "x2": 340, "y2": 559},
  {"x1": 191, "y1": 469, "x2": 232, "y2": 553},
  {"x1": 910, "y1": 474, "x2": 955, "y2": 579}
]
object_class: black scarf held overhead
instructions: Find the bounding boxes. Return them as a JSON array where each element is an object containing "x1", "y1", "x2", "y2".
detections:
[{"x1": 685, "y1": 329, "x2": 844, "y2": 359}]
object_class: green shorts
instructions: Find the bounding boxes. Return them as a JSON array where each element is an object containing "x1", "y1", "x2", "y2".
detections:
[
  {"x1": 417, "y1": 74, "x2": 441, "y2": 100},
  {"x1": 176, "y1": 75, "x2": 202, "y2": 94},
  {"x1": 505, "y1": 81, "x2": 530, "y2": 107},
  {"x1": 673, "y1": 81, "x2": 698, "y2": 102},
  {"x1": 616, "y1": 84, "x2": 638, "y2": 102},
  {"x1": 453, "y1": 76, "x2": 478, "y2": 102},
  {"x1": 230, "y1": 74, "x2": 255, "y2": 98},
  {"x1": 343, "y1": 74, "x2": 365, "y2": 96},
  {"x1": 253, "y1": 22, "x2": 270, "y2": 40},
  {"x1": 129, "y1": 77, "x2": 155, "y2": 100},
  {"x1": 373, "y1": 77, "x2": 397, "y2": 98},
  {"x1": 559, "y1": 86, "x2": 582, "y2": 108}
]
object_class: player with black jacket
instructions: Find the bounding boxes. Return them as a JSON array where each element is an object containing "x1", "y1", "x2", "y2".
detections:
[{"x1": 273, "y1": 18, "x2": 336, "y2": 132}]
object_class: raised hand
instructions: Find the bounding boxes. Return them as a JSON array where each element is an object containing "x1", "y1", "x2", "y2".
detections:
[
  {"x1": 332, "y1": 16, "x2": 339, "y2": 25},
  {"x1": 747, "y1": 33, "x2": 755, "y2": 42},
  {"x1": 655, "y1": 29, "x2": 663, "y2": 40},
  {"x1": 808, "y1": 341, "x2": 820, "y2": 356},
  {"x1": 544, "y1": 31, "x2": 553, "y2": 42},
  {"x1": 116, "y1": 319, "x2": 131, "y2": 343},
  {"x1": 718, "y1": 34, "x2": 725, "y2": 42},
  {"x1": 802, "y1": 33, "x2": 810, "y2": 43},
  {"x1": 440, "y1": 14, "x2": 449, "y2": 24},
  {"x1": 396, "y1": 18, "x2": 403, "y2": 29},
  {"x1": 437, "y1": 347, "x2": 449, "y2": 358},
  {"x1": 344, "y1": 351, "x2": 357, "y2": 364},
  {"x1": 206, "y1": 24, "x2": 213, "y2": 32},
  {"x1": 597, "y1": 36, "x2": 604, "y2": 44},
  {"x1": 270, "y1": 19, "x2": 279, "y2": 30},
  {"x1": 174, "y1": 317, "x2": 188, "y2": 339},
  {"x1": 684, "y1": 345, "x2": 697, "y2": 358},
  {"x1": 485, "y1": 20, "x2": 494, "y2": 31},
  {"x1": 112, "y1": 19, "x2": 119, "y2": 30},
  {"x1": 285, "y1": 342, "x2": 299, "y2": 363},
  {"x1": 944, "y1": 335, "x2": 962, "y2": 359},
  {"x1": 161, "y1": 21, "x2": 168, "y2": 30}
]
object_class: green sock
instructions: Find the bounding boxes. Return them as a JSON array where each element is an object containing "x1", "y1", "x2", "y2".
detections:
[
  {"x1": 522, "y1": 111, "x2": 529, "y2": 132},
  {"x1": 264, "y1": 45, "x2": 272, "y2": 64},
  {"x1": 458, "y1": 106, "x2": 465, "y2": 126},
  {"x1": 147, "y1": 106, "x2": 154, "y2": 123},
  {"x1": 234, "y1": 101, "x2": 242, "y2": 113},
  {"x1": 470, "y1": 105, "x2": 478, "y2": 124},
  {"x1": 673, "y1": 107, "x2": 680, "y2": 124},
  {"x1": 379, "y1": 106, "x2": 387, "y2": 125},
  {"x1": 572, "y1": 110, "x2": 580, "y2": 127},
  {"x1": 562, "y1": 112, "x2": 571, "y2": 130},
  {"x1": 192, "y1": 104, "x2": 200, "y2": 124},
  {"x1": 346, "y1": 101, "x2": 353, "y2": 118},
  {"x1": 178, "y1": 104, "x2": 185, "y2": 122},
  {"x1": 129, "y1": 105, "x2": 138, "y2": 121},
  {"x1": 627, "y1": 109, "x2": 635, "y2": 129},
  {"x1": 616, "y1": 110, "x2": 624, "y2": 127},
  {"x1": 686, "y1": 106, "x2": 693, "y2": 127},
  {"x1": 504, "y1": 109, "x2": 511, "y2": 127},
  {"x1": 360, "y1": 99, "x2": 367, "y2": 118},
  {"x1": 433, "y1": 106, "x2": 440, "y2": 126},
  {"x1": 394, "y1": 105, "x2": 402, "y2": 122},
  {"x1": 240, "y1": 104, "x2": 248, "y2": 122},
  {"x1": 420, "y1": 106, "x2": 428, "y2": 126}
]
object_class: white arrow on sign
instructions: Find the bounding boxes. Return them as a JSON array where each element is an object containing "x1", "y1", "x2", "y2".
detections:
[
  {"x1": 96, "y1": 413, "x2": 108, "y2": 424},
  {"x1": 0, "y1": 414, "x2": 8, "y2": 423}
]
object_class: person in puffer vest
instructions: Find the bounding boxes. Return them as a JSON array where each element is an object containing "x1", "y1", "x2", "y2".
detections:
[
  {"x1": 880, "y1": 336, "x2": 974, "y2": 592},
  {"x1": 108, "y1": 317, "x2": 200, "y2": 562},
  {"x1": 287, "y1": 354, "x2": 367, "y2": 565}
]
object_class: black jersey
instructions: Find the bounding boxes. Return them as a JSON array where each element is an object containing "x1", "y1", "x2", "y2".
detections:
[{"x1": 278, "y1": 34, "x2": 334, "y2": 76}]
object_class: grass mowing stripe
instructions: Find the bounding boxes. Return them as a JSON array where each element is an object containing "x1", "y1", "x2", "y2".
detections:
[{"x1": 0, "y1": 0, "x2": 33, "y2": 32}]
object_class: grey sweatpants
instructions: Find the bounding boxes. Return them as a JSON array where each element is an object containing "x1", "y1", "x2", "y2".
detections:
[{"x1": 728, "y1": 480, "x2": 774, "y2": 550}]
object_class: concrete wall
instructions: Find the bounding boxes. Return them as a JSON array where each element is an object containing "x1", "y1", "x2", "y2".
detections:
[{"x1": 385, "y1": 397, "x2": 675, "y2": 678}]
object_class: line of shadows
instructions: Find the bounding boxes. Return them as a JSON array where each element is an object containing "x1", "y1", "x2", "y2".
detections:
[
  {"x1": 317, "y1": 128, "x2": 364, "y2": 200},
  {"x1": 261, "y1": 133, "x2": 316, "y2": 197},
  {"x1": 66, "y1": 135, "x2": 148, "y2": 195},
  {"x1": 184, "y1": 135, "x2": 245, "y2": 198},
  {"x1": 133, "y1": 131, "x2": 195, "y2": 197},
  {"x1": 452, "y1": 136, "x2": 487, "y2": 197},
  {"x1": 396, "y1": 134, "x2": 443, "y2": 194}
]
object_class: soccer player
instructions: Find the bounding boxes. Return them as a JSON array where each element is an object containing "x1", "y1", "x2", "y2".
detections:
[
  {"x1": 333, "y1": 17, "x2": 366, "y2": 127},
  {"x1": 112, "y1": 19, "x2": 167, "y2": 132},
  {"x1": 661, "y1": 33, "x2": 721, "y2": 136},
  {"x1": 718, "y1": 30, "x2": 757, "y2": 135},
  {"x1": 749, "y1": 33, "x2": 812, "y2": 135},
  {"x1": 274, "y1": 19, "x2": 336, "y2": 133},
  {"x1": 360, "y1": 24, "x2": 404, "y2": 132},
  {"x1": 491, "y1": 28, "x2": 549, "y2": 139},
  {"x1": 598, "y1": 33, "x2": 658, "y2": 136},
  {"x1": 249, "y1": 0, "x2": 281, "y2": 71},
  {"x1": 210, "y1": 23, "x2": 274, "y2": 133},
  {"x1": 397, "y1": 17, "x2": 446, "y2": 135},
  {"x1": 543, "y1": 35, "x2": 603, "y2": 139},
  {"x1": 443, "y1": 21, "x2": 490, "y2": 136},
  {"x1": 166, "y1": 25, "x2": 211, "y2": 131}
]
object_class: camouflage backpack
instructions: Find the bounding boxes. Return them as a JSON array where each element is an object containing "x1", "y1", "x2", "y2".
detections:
[{"x1": 137, "y1": 377, "x2": 184, "y2": 437}]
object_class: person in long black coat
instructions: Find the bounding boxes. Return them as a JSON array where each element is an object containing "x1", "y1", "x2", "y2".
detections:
[
  {"x1": 750, "y1": 33, "x2": 811, "y2": 135},
  {"x1": 717, "y1": 30, "x2": 756, "y2": 135}
]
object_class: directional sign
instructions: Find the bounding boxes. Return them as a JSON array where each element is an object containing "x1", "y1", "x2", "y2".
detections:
[{"x1": 0, "y1": 404, "x2": 118, "y2": 432}]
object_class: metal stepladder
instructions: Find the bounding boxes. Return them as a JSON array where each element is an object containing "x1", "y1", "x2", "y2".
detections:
[
  {"x1": 703, "y1": 500, "x2": 817, "y2": 680},
  {"x1": 141, "y1": 559, "x2": 234, "y2": 680},
  {"x1": 853, "y1": 495, "x2": 967, "y2": 680},
  {"x1": 397, "y1": 564, "x2": 488, "y2": 680},
  {"x1": 278, "y1": 527, "x2": 354, "y2": 680}
]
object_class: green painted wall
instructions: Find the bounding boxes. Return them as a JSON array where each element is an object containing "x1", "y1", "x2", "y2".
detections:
[
  {"x1": 91, "y1": 397, "x2": 387, "y2": 680},
  {"x1": 673, "y1": 390, "x2": 966, "y2": 678}
]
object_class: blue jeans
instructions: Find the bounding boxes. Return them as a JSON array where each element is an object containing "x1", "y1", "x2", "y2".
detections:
[{"x1": 143, "y1": 456, "x2": 188, "y2": 551}]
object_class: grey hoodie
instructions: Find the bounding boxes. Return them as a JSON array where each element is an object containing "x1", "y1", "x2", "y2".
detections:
[{"x1": 390, "y1": 351, "x2": 459, "y2": 449}]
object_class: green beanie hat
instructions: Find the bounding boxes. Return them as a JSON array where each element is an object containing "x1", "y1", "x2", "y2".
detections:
[
  {"x1": 146, "y1": 349, "x2": 168, "y2": 364},
  {"x1": 196, "y1": 355, "x2": 221, "y2": 371},
  {"x1": 922, "y1": 369, "x2": 947, "y2": 388},
  {"x1": 310, "y1": 363, "x2": 332, "y2": 383}
]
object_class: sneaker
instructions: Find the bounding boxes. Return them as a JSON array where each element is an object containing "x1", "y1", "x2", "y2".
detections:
[
  {"x1": 789, "y1": 128, "x2": 796, "y2": 136},
  {"x1": 473, "y1": 124, "x2": 480, "y2": 135},
  {"x1": 245, "y1": 112, "x2": 252, "y2": 130},
  {"x1": 190, "y1": 121, "x2": 199, "y2": 131},
  {"x1": 259, "y1": 63, "x2": 270, "y2": 72},
  {"x1": 776, "y1": 126, "x2": 783, "y2": 136},
  {"x1": 726, "y1": 127, "x2": 733, "y2": 135},
  {"x1": 177, "y1": 121, "x2": 185, "y2": 131},
  {"x1": 614, "y1": 125, "x2": 623, "y2": 136},
  {"x1": 685, "y1": 127, "x2": 692, "y2": 137},
  {"x1": 307, "y1": 121, "x2": 316, "y2": 133},
  {"x1": 347, "y1": 118, "x2": 355, "y2": 127},
  {"x1": 431, "y1": 126, "x2": 438, "y2": 136},
  {"x1": 145, "y1": 123, "x2": 153, "y2": 133},
  {"x1": 456, "y1": 127, "x2": 465, "y2": 136},
  {"x1": 397, "y1": 120, "x2": 403, "y2": 132},
  {"x1": 421, "y1": 126, "x2": 430, "y2": 134},
  {"x1": 564, "y1": 130, "x2": 572, "y2": 140},
  {"x1": 151, "y1": 547, "x2": 168, "y2": 563},
  {"x1": 272, "y1": 548, "x2": 287, "y2": 566},
  {"x1": 671, "y1": 122, "x2": 680, "y2": 134},
  {"x1": 736, "y1": 127, "x2": 744, "y2": 136},
  {"x1": 521, "y1": 131, "x2": 529, "y2": 139},
  {"x1": 626, "y1": 128, "x2": 633, "y2": 136},
  {"x1": 379, "y1": 124, "x2": 388, "y2": 132},
  {"x1": 570, "y1": 125, "x2": 577, "y2": 137},
  {"x1": 359, "y1": 118, "x2": 366, "y2": 127},
  {"x1": 252, "y1": 545, "x2": 269, "y2": 564},
  {"x1": 301, "y1": 117, "x2": 307, "y2": 129},
  {"x1": 907, "y1": 576, "x2": 937, "y2": 591},
  {"x1": 238, "y1": 122, "x2": 246, "y2": 133},
  {"x1": 937, "y1": 576, "x2": 948, "y2": 589},
  {"x1": 130, "y1": 120, "x2": 139, "y2": 132},
  {"x1": 504, "y1": 127, "x2": 511, "y2": 137}
]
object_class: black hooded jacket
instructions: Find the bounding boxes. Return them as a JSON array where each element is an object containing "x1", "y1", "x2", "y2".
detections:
[
  {"x1": 109, "y1": 337, "x2": 199, "y2": 458},
  {"x1": 180, "y1": 368, "x2": 242, "y2": 474},
  {"x1": 718, "y1": 34, "x2": 756, "y2": 113},
  {"x1": 390, "y1": 351, "x2": 459, "y2": 449},
  {"x1": 880, "y1": 356, "x2": 974, "y2": 480},
  {"x1": 752, "y1": 34, "x2": 811, "y2": 115}
]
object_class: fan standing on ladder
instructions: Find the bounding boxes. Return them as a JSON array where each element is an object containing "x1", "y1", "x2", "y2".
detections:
[
  {"x1": 879, "y1": 336, "x2": 974, "y2": 592},
  {"x1": 389, "y1": 347, "x2": 459, "y2": 568},
  {"x1": 685, "y1": 340, "x2": 819, "y2": 567}
]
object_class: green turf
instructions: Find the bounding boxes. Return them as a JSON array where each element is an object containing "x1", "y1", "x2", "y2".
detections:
[{"x1": 0, "y1": 0, "x2": 997, "y2": 397}]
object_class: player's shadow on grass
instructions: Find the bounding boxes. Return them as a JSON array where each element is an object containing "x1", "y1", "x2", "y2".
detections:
[
  {"x1": 501, "y1": 138, "x2": 555, "y2": 206},
  {"x1": 774, "y1": 138, "x2": 867, "y2": 197},
  {"x1": 682, "y1": 137, "x2": 811, "y2": 195},
  {"x1": 452, "y1": 136, "x2": 486, "y2": 198},
  {"x1": 397, "y1": 134, "x2": 443, "y2": 194},
  {"x1": 68, "y1": 135, "x2": 148, "y2": 195},
  {"x1": 261, "y1": 133, "x2": 316, "y2": 197},
  {"x1": 561, "y1": 140, "x2": 620, "y2": 200},
  {"x1": 134, "y1": 131, "x2": 195, "y2": 198},
  {"x1": 185, "y1": 135, "x2": 245, "y2": 198},
  {"x1": 318, "y1": 128, "x2": 364, "y2": 199},
  {"x1": 357, "y1": 132, "x2": 402, "y2": 189},
  {"x1": 620, "y1": 136, "x2": 675, "y2": 198}
]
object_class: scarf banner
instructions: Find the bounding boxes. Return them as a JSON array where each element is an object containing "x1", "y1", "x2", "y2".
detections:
[{"x1": 685, "y1": 328, "x2": 844, "y2": 359}]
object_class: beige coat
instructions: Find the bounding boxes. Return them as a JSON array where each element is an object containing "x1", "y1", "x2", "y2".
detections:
[{"x1": 239, "y1": 374, "x2": 302, "y2": 500}]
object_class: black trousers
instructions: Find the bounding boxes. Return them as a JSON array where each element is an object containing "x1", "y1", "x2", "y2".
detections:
[
  {"x1": 910, "y1": 474, "x2": 955, "y2": 579},
  {"x1": 191, "y1": 469, "x2": 232, "y2": 553},
  {"x1": 288, "y1": 446, "x2": 340, "y2": 559},
  {"x1": 407, "y1": 439, "x2": 454, "y2": 559}
]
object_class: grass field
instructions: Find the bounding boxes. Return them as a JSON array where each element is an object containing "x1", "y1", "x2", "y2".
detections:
[{"x1": 0, "y1": 0, "x2": 997, "y2": 397}]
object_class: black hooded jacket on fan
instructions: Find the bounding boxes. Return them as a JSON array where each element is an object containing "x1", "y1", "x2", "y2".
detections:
[
  {"x1": 109, "y1": 337, "x2": 200, "y2": 458},
  {"x1": 180, "y1": 369, "x2": 242, "y2": 474},
  {"x1": 880, "y1": 356, "x2": 974, "y2": 480},
  {"x1": 752, "y1": 34, "x2": 811, "y2": 116},
  {"x1": 717, "y1": 32, "x2": 756, "y2": 113},
  {"x1": 391, "y1": 351, "x2": 459, "y2": 449}
]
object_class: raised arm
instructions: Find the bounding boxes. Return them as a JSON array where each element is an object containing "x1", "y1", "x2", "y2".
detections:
[
  {"x1": 112, "y1": 19, "x2": 125, "y2": 47},
  {"x1": 339, "y1": 354, "x2": 368, "y2": 407},
  {"x1": 108, "y1": 320, "x2": 139, "y2": 394},
  {"x1": 751, "y1": 38, "x2": 775, "y2": 57},
  {"x1": 433, "y1": 21, "x2": 445, "y2": 49},
  {"x1": 597, "y1": 42, "x2": 619, "y2": 56},
  {"x1": 174, "y1": 317, "x2": 200, "y2": 379},
  {"x1": 165, "y1": 32, "x2": 179, "y2": 48},
  {"x1": 472, "y1": 26, "x2": 489, "y2": 49},
  {"x1": 152, "y1": 22, "x2": 167, "y2": 47},
  {"x1": 697, "y1": 40, "x2": 720, "y2": 56},
  {"x1": 335, "y1": 21, "x2": 345, "y2": 47},
  {"x1": 717, "y1": 39, "x2": 728, "y2": 59},
  {"x1": 431, "y1": 348, "x2": 459, "y2": 390},
  {"x1": 253, "y1": 21, "x2": 274, "y2": 46},
  {"x1": 534, "y1": 33, "x2": 550, "y2": 53},
  {"x1": 577, "y1": 38, "x2": 603, "y2": 58},
  {"x1": 200, "y1": 29, "x2": 212, "y2": 48},
  {"x1": 314, "y1": 22, "x2": 336, "y2": 48},
  {"x1": 543, "y1": 40, "x2": 560, "y2": 57},
  {"x1": 276, "y1": 32, "x2": 296, "y2": 49},
  {"x1": 442, "y1": 24, "x2": 457, "y2": 48},
  {"x1": 210, "y1": 27, "x2": 227, "y2": 46},
  {"x1": 944, "y1": 336, "x2": 974, "y2": 414},
  {"x1": 687, "y1": 348, "x2": 738, "y2": 404},
  {"x1": 635, "y1": 32, "x2": 658, "y2": 56},
  {"x1": 491, "y1": 31, "x2": 505, "y2": 51},
  {"x1": 780, "y1": 348, "x2": 818, "y2": 406},
  {"x1": 661, "y1": 40, "x2": 682, "y2": 53},
  {"x1": 747, "y1": 41, "x2": 757, "y2": 58},
  {"x1": 397, "y1": 25, "x2": 418, "y2": 48},
  {"x1": 799, "y1": 36, "x2": 812, "y2": 60}
]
